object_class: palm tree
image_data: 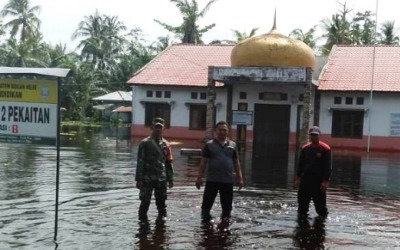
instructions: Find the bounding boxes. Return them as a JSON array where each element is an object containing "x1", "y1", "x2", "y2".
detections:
[
  {"x1": 43, "y1": 42, "x2": 79, "y2": 68},
  {"x1": 154, "y1": 35, "x2": 174, "y2": 52},
  {"x1": 72, "y1": 11, "x2": 126, "y2": 70},
  {"x1": 289, "y1": 26, "x2": 318, "y2": 50},
  {"x1": 378, "y1": 21, "x2": 399, "y2": 45},
  {"x1": 102, "y1": 15, "x2": 127, "y2": 62},
  {"x1": 0, "y1": 20, "x2": 6, "y2": 38},
  {"x1": 320, "y1": 2, "x2": 352, "y2": 55},
  {"x1": 0, "y1": 34, "x2": 44, "y2": 67},
  {"x1": 232, "y1": 28, "x2": 259, "y2": 43},
  {"x1": 72, "y1": 11, "x2": 104, "y2": 66},
  {"x1": 1, "y1": 0, "x2": 41, "y2": 42},
  {"x1": 154, "y1": 0, "x2": 218, "y2": 44}
]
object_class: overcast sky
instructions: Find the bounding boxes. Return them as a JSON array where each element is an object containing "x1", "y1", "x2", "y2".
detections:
[{"x1": 0, "y1": 0, "x2": 396, "y2": 51}]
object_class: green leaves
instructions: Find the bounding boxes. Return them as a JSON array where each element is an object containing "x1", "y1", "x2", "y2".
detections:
[{"x1": 155, "y1": 0, "x2": 218, "y2": 44}]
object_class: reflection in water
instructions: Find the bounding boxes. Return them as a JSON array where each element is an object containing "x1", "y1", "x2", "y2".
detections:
[
  {"x1": 251, "y1": 164, "x2": 289, "y2": 188},
  {"x1": 1, "y1": 126, "x2": 400, "y2": 249},
  {"x1": 331, "y1": 152, "x2": 362, "y2": 195},
  {"x1": 293, "y1": 216, "x2": 326, "y2": 249},
  {"x1": 197, "y1": 219, "x2": 236, "y2": 250},
  {"x1": 251, "y1": 146, "x2": 289, "y2": 188},
  {"x1": 1, "y1": 144, "x2": 39, "y2": 200},
  {"x1": 136, "y1": 219, "x2": 169, "y2": 249}
]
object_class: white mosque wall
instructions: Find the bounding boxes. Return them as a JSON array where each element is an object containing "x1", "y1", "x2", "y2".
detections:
[
  {"x1": 131, "y1": 85, "x2": 227, "y2": 127},
  {"x1": 132, "y1": 83, "x2": 314, "y2": 135},
  {"x1": 319, "y1": 91, "x2": 400, "y2": 137},
  {"x1": 231, "y1": 83, "x2": 310, "y2": 133}
]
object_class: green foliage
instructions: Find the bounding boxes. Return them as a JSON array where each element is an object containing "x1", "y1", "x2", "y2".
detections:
[
  {"x1": 351, "y1": 11, "x2": 376, "y2": 45},
  {"x1": 289, "y1": 26, "x2": 318, "y2": 51},
  {"x1": 378, "y1": 21, "x2": 399, "y2": 44},
  {"x1": 1, "y1": 0, "x2": 41, "y2": 42},
  {"x1": 0, "y1": 0, "x2": 399, "y2": 122},
  {"x1": 320, "y1": 3, "x2": 353, "y2": 55},
  {"x1": 154, "y1": 0, "x2": 218, "y2": 44},
  {"x1": 291, "y1": 2, "x2": 399, "y2": 56},
  {"x1": 232, "y1": 28, "x2": 259, "y2": 43}
]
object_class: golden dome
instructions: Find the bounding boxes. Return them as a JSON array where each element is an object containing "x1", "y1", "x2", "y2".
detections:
[{"x1": 230, "y1": 15, "x2": 315, "y2": 69}]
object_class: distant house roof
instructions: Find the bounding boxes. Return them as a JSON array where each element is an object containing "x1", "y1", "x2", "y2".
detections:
[
  {"x1": 93, "y1": 104, "x2": 114, "y2": 110},
  {"x1": 112, "y1": 106, "x2": 132, "y2": 113},
  {"x1": 92, "y1": 91, "x2": 132, "y2": 101},
  {"x1": 127, "y1": 44, "x2": 233, "y2": 87},
  {"x1": 319, "y1": 45, "x2": 400, "y2": 92}
]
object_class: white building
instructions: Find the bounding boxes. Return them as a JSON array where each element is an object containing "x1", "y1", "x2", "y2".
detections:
[
  {"x1": 127, "y1": 25, "x2": 323, "y2": 183},
  {"x1": 318, "y1": 45, "x2": 400, "y2": 152}
]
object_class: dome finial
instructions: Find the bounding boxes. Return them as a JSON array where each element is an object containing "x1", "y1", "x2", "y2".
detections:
[{"x1": 271, "y1": 8, "x2": 277, "y2": 31}]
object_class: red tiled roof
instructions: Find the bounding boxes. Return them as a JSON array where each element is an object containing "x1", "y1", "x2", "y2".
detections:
[
  {"x1": 319, "y1": 45, "x2": 400, "y2": 92},
  {"x1": 127, "y1": 44, "x2": 233, "y2": 86}
]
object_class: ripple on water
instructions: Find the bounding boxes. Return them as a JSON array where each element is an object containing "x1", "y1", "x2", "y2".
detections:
[{"x1": 1, "y1": 140, "x2": 400, "y2": 249}]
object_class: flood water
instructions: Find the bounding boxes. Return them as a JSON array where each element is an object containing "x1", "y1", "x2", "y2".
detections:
[{"x1": 0, "y1": 126, "x2": 399, "y2": 249}]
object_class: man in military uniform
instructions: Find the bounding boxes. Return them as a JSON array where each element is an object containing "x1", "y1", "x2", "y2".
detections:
[{"x1": 136, "y1": 117, "x2": 174, "y2": 221}]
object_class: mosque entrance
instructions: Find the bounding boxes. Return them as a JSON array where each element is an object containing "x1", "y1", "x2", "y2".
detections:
[{"x1": 252, "y1": 104, "x2": 290, "y2": 185}]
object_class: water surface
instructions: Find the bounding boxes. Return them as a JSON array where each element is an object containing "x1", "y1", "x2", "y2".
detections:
[{"x1": 0, "y1": 126, "x2": 399, "y2": 249}]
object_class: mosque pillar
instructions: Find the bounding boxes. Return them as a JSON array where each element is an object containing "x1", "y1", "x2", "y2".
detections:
[
  {"x1": 300, "y1": 67, "x2": 314, "y2": 145},
  {"x1": 205, "y1": 66, "x2": 216, "y2": 141}
]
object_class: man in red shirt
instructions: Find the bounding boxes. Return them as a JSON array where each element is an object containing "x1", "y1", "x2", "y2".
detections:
[{"x1": 295, "y1": 126, "x2": 332, "y2": 219}]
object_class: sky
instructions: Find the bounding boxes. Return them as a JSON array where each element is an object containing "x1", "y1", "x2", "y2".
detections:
[{"x1": 0, "y1": 0, "x2": 397, "y2": 52}]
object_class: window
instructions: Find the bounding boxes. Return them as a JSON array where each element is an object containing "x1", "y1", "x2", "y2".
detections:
[
  {"x1": 155, "y1": 91, "x2": 162, "y2": 98},
  {"x1": 239, "y1": 92, "x2": 247, "y2": 99},
  {"x1": 334, "y1": 96, "x2": 341, "y2": 104},
  {"x1": 356, "y1": 97, "x2": 364, "y2": 105},
  {"x1": 189, "y1": 104, "x2": 207, "y2": 130},
  {"x1": 191, "y1": 92, "x2": 198, "y2": 99},
  {"x1": 200, "y1": 92, "x2": 207, "y2": 100},
  {"x1": 145, "y1": 103, "x2": 171, "y2": 127},
  {"x1": 164, "y1": 91, "x2": 171, "y2": 98},
  {"x1": 331, "y1": 110, "x2": 364, "y2": 138},
  {"x1": 345, "y1": 97, "x2": 353, "y2": 105},
  {"x1": 146, "y1": 90, "x2": 153, "y2": 97}
]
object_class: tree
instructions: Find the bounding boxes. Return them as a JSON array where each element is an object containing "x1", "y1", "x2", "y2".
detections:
[
  {"x1": 289, "y1": 26, "x2": 318, "y2": 51},
  {"x1": 232, "y1": 28, "x2": 259, "y2": 43},
  {"x1": 154, "y1": 0, "x2": 218, "y2": 44},
  {"x1": 1, "y1": 0, "x2": 41, "y2": 42},
  {"x1": 0, "y1": 20, "x2": 6, "y2": 38},
  {"x1": 154, "y1": 35, "x2": 174, "y2": 52},
  {"x1": 378, "y1": 21, "x2": 399, "y2": 45},
  {"x1": 108, "y1": 27, "x2": 157, "y2": 91},
  {"x1": 0, "y1": 34, "x2": 44, "y2": 67},
  {"x1": 351, "y1": 11, "x2": 376, "y2": 45},
  {"x1": 321, "y1": 2, "x2": 352, "y2": 55},
  {"x1": 72, "y1": 11, "x2": 127, "y2": 70}
]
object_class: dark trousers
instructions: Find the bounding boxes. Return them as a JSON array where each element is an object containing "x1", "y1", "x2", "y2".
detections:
[
  {"x1": 201, "y1": 182, "x2": 233, "y2": 218},
  {"x1": 139, "y1": 181, "x2": 167, "y2": 218},
  {"x1": 297, "y1": 181, "x2": 328, "y2": 217}
]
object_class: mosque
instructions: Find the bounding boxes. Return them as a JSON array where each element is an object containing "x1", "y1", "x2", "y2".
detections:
[{"x1": 128, "y1": 16, "x2": 400, "y2": 182}]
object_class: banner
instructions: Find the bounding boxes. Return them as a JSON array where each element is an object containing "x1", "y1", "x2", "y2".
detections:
[{"x1": 0, "y1": 79, "x2": 57, "y2": 144}]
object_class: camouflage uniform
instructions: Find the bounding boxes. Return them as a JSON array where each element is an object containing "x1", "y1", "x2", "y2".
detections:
[{"x1": 136, "y1": 136, "x2": 174, "y2": 219}]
